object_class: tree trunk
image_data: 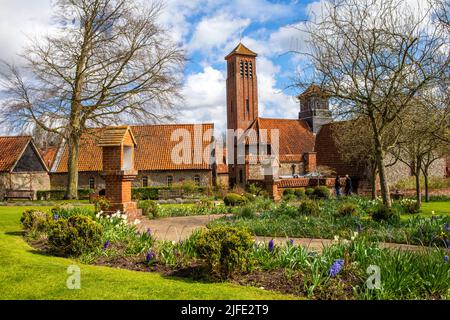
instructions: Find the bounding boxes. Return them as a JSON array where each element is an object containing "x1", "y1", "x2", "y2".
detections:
[
  {"x1": 65, "y1": 134, "x2": 80, "y2": 199},
  {"x1": 371, "y1": 165, "x2": 377, "y2": 200},
  {"x1": 423, "y1": 168, "x2": 430, "y2": 202},
  {"x1": 374, "y1": 136, "x2": 391, "y2": 207},
  {"x1": 415, "y1": 171, "x2": 421, "y2": 206}
]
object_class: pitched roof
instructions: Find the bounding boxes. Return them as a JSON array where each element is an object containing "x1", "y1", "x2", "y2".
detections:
[
  {"x1": 40, "y1": 146, "x2": 59, "y2": 169},
  {"x1": 298, "y1": 84, "x2": 327, "y2": 99},
  {"x1": 0, "y1": 136, "x2": 32, "y2": 172},
  {"x1": 225, "y1": 42, "x2": 257, "y2": 59},
  {"x1": 315, "y1": 122, "x2": 366, "y2": 176},
  {"x1": 0, "y1": 136, "x2": 48, "y2": 172},
  {"x1": 246, "y1": 118, "x2": 316, "y2": 162},
  {"x1": 98, "y1": 126, "x2": 136, "y2": 147},
  {"x1": 54, "y1": 123, "x2": 214, "y2": 173}
]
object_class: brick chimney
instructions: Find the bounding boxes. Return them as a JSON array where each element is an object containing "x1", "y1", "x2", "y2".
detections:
[
  {"x1": 98, "y1": 126, "x2": 139, "y2": 214},
  {"x1": 304, "y1": 152, "x2": 317, "y2": 173}
]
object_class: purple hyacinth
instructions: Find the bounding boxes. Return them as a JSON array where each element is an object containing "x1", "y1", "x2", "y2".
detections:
[
  {"x1": 146, "y1": 251, "x2": 155, "y2": 263},
  {"x1": 103, "y1": 240, "x2": 110, "y2": 250},
  {"x1": 444, "y1": 223, "x2": 450, "y2": 232},
  {"x1": 179, "y1": 240, "x2": 183, "y2": 245},
  {"x1": 445, "y1": 255, "x2": 449, "y2": 263},
  {"x1": 146, "y1": 228, "x2": 152, "y2": 236},
  {"x1": 289, "y1": 239, "x2": 294, "y2": 246},
  {"x1": 268, "y1": 239, "x2": 275, "y2": 252},
  {"x1": 53, "y1": 214, "x2": 59, "y2": 220},
  {"x1": 328, "y1": 259, "x2": 344, "y2": 277}
]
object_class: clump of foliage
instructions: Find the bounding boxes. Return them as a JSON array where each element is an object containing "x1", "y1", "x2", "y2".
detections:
[
  {"x1": 20, "y1": 209, "x2": 49, "y2": 231},
  {"x1": 312, "y1": 186, "x2": 331, "y2": 199},
  {"x1": 335, "y1": 202, "x2": 358, "y2": 217},
  {"x1": 93, "y1": 196, "x2": 110, "y2": 213},
  {"x1": 370, "y1": 204, "x2": 400, "y2": 224},
  {"x1": 223, "y1": 193, "x2": 248, "y2": 206},
  {"x1": 48, "y1": 215, "x2": 103, "y2": 256},
  {"x1": 237, "y1": 206, "x2": 256, "y2": 219},
  {"x1": 243, "y1": 192, "x2": 256, "y2": 202},
  {"x1": 305, "y1": 187, "x2": 315, "y2": 197},
  {"x1": 139, "y1": 200, "x2": 159, "y2": 218},
  {"x1": 399, "y1": 198, "x2": 420, "y2": 214},
  {"x1": 297, "y1": 200, "x2": 321, "y2": 216},
  {"x1": 195, "y1": 226, "x2": 254, "y2": 278}
]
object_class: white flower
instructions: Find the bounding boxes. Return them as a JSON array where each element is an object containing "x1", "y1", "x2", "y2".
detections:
[
  {"x1": 122, "y1": 214, "x2": 128, "y2": 221},
  {"x1": 172, "y1": 241, "x2": 176, "y2": 245},
  {"x1": 133, "y1": 218, "x2": 140, "y2": 225},
  {"x1": 351, "y1": 231, "x2": 359, "y2": 241},
  {"x1": 333, "y1": 235, "x2": 340, "y2": 242},
  {"x1": 431, "y1": 210, "x2": 435, "y2": 215},
  {"x1": 343, "y1": 239, "x2": 349, "y2": 245}
]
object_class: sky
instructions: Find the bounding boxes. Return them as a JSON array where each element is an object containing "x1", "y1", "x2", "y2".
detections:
[{"x1": 0, "y1": 0, "x2": 324, "y2": 133}]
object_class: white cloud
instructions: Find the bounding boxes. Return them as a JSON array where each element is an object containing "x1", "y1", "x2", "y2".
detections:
[
  {"x1": 0, "y1": 0, "x2": 54, "y2": 62},
  {"x1": 189, "y1": 13, "x2": 250, "y2": 56}
]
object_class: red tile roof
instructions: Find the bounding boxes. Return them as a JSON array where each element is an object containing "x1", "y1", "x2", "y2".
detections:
[
  {"x1": 40, "y1": 146, "x2": 59, "y2": 170},
  {"x1": 0, "y1": 136, "x2": 32, "y2": 172},
  {"x1": 54, "y1": 123, "x2": 214, "y2": 173},
  {"x1": 315, "y1": 122, "x2": 366, "y2": 176},
  {"x1": 246, "y1": 118, "x2": 315, "y2": 162},
  {"x1": 225, "y1": 42, "x2": 257, "y2": 59}
]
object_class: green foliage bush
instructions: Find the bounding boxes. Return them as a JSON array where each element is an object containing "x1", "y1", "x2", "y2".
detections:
[
  {"x1": 399, "y1": 198, "x2": 420, "y2": 214},
  {"x1": 294, "y1": 188, "x2": 306, "y2": 199},
  {"x1": 139, "y1": 200, "x2": 159, "y2": 218},
  {"x1": 36, "y1": 189, "x2": 94, "y2": 200},
  {"x1": 370, "y1": 204, "x2": 400, "y2": 224},
  {"x1": 237, "y1": 206, "x2": 256, "y2": 219},
  {"x1": 20, "y1": 209, "x2": 50, "y2": 232},
  {"x1": 51, "y1": 205, "x2": 95, "y2": 219},
  {"x1": 223, "y1": 193, "x2": 248, "y2": 206},
  {"x1": 243, "y1": 193, "x2": 256, "y2": 202},
  {"x1": 92, "y1": 196, "x2": 110, "y2": 213},
  {"x1": 335, "y1": 202, "x2": 358, "y2": 217},
  {"x1": 297, "y1": 200, "x2": 320, "y2": 216},
  {"x1": 194, "y1": 226, "x2": 254, "y2": 278},
  {"x1": 312, "y1": 186, "x2": 331, "y2": 199},
  {"x1": 48, "y1": 215, "x2": 103, "y2": 256},
  {"x1": 283, "y1": 189, "x2": 295, "y2": 196},
  {"x1": 305, "y1": 188, "x2": 315, "y2": 197}
]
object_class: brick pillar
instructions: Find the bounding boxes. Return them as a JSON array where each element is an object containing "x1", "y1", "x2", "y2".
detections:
[{"x1": 304, "y1": 152, "x2": 317, "y2": 173}]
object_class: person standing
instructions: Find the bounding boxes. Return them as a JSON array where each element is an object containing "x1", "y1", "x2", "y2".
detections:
[
  {"x1": 344, "y1": 174, "x2": 353, "y2": 196},
  {"x1": 334, "y1": 175, "x2": 341, "y2": 198}
]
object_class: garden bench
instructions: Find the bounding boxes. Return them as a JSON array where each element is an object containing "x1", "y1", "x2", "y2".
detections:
[{"x1": 4, "y1": 190, "x2": 34, "y2": 201}]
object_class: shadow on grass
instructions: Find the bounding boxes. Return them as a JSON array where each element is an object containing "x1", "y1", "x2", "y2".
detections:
[{"x1": 5, "y1": 230, "x2": 25, "y2": 236}]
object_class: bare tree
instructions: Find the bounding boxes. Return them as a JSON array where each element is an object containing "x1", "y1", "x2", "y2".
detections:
[
  {"x1": 0, "y1": 0, "x2": 184, "y2": 199},
  {"x1": 296, "y1": 0, "x2": 449, "y2": 206}
]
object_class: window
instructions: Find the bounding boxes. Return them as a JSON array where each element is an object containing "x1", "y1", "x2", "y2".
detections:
[
  {"x1": 249, "y1": 62, "x2": 253, "y2": 78},
  {"x1": 240, "y1": 61, "x2": 244, "y2": 76},
  {"x1": 167, "y1": 175, "x2": 173, "y2": 187},
  {"x1": 291, "y1": 164, "x2": 296, "y2": 175},
  {"x1": 142, "y1": 176, "x2": 148, "y2": 187},
  {"x1": 89, "y1": 177, "x2": 95, "y2": 190},
  {"x1": 123, "y1": 146, "x2": 132, "y2": 170},
  {"x1": 244, "y1": 61, "x2": 248, "y2": 77},
  {"x1": 239, "y1": 169, "x2": 243, "y2": 184},
  {"x1": 246, "y1": 99, "x2": 250, "y2": 115},
  {"x1": 194, "y1": 175, "x2": 200, "y2": 186}
]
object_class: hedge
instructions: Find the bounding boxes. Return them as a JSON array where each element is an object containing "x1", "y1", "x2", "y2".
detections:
[
  {"x1": 132, "y1": 186, "x2": 206, "y2": 200},
  {"x1": 37, "y1": 189, "x2": 94, "y2": 200}
]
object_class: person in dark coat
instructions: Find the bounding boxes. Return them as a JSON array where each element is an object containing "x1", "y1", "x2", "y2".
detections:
[
  {"x1": 344, "y1": 174, "x2": 353, "y2": 196},
  {"x1": 334, "y1": 175, "x2": 341, "y2": 198}
]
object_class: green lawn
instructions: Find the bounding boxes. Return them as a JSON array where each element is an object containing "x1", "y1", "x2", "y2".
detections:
[
  {"x1": 0, "y1": 206, "x2": 293, "y2": 300},
  {"x1": 418, "y1": 201, "x2": 450, "y2": 217}
]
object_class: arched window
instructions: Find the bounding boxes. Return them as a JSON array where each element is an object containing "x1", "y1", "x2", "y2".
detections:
[
  {"x1": 194, "y1": 175, "x2": 200, "y2": 186},
  {"x1": 167, "y1": 175, "x2": 173, "y2": 187},
  {"x1": 89, "y1": 177, "x2": 95, "y2": 190},
  {"x1": 142, "y1": 176, "x2": 148, "y2": 187}
]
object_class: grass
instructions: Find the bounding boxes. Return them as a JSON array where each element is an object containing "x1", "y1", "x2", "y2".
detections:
[
  {"x1": 0, "y1": 206, "x2": 293, "y2": 300},
  {"x1": 417, "y1": 202, "x2": 450, "y2": 218}
]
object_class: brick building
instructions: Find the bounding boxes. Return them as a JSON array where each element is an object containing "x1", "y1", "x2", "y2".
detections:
[
  {"x1": 49, "y1": 123, "x2": 214, "y2": 192},
  {"x1": 224, "y1": 42, "x2": 448, "y2": 191},
  {"x1": 0, "y1": 136, "x2": 50, "y2": 200}
]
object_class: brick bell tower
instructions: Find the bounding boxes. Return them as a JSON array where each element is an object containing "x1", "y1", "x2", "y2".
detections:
[
  {"x1": 225, "y1": 42, "x2": 259, "y2": 132},
  {"x1": 225, "y1": 43, "x2": 259, "y2": 186},
  {"x1": 98, "y1": 126, "x2": 139, "y2": 215}
]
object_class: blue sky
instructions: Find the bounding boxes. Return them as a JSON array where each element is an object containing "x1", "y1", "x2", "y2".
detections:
[{"x1": 0, "y1": 0, "x2": 321, "y2": 133}]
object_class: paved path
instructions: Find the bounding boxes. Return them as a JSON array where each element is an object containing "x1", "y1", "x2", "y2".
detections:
[{"x1": 137, "y1": 214, "x2": 432, "y2": 252}]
